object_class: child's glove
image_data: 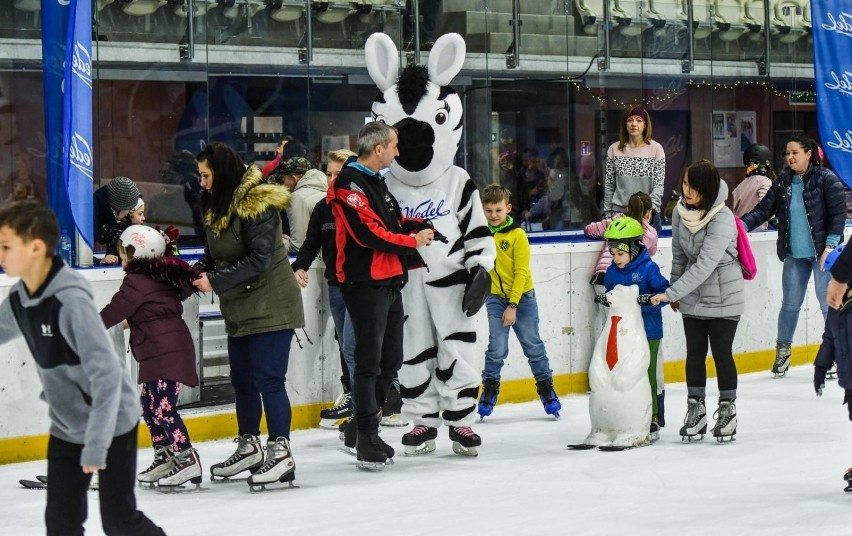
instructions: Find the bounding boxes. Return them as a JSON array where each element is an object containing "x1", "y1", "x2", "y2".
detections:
[
  {"x1": 594, "y1": 293, "x2": 609, "y2": 306},
  {"x1": 814, "y1": 365, "x2": 827, "y2": 396},
  {"x1": 637, "y1": 294, "x2": 653, "y2": 306}
]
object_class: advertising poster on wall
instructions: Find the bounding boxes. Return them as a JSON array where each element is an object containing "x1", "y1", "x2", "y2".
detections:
[{"x1": 711, "y1": 110, "x2": 756, "y2": 167}]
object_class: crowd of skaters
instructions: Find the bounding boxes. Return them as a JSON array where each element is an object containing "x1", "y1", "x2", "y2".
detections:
[{"x1": 1, "y1": 105, "x2": 852, "y2": 532}]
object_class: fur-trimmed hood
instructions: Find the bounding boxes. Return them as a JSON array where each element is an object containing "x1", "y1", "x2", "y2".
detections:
[
  {"x1": 205, "y1": 165, "x2": 291, "y2": 236},
  {"x1": 125, "y1": 256, "x2": 200, "y2": 301}
]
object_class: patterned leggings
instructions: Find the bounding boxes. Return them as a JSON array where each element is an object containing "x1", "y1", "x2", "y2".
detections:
[{"x1": 141, "y1": 379, "x2": 192, "y2": 453}]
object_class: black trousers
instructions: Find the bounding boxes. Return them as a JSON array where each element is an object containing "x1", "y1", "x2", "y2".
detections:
[
  {"x1": 46, "y1": 425, "x2": 166, "y2": 536},
  {"x1": 683, "y1": 317, "x2": 739, "y2": 398},
  {"x1": 342, "y1": 284, "x2": 404, "y2": 432}
]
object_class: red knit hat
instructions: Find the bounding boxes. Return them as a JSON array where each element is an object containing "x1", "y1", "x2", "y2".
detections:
[{"x1": 626, "y1": 106, "x2": 648, "y2": 123}]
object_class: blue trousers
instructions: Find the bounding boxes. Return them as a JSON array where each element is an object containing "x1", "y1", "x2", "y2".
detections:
[
  {"x1": 227, "y1": 329, "x2": 294, "y2": 440},
  {"x1": 483, "y1": 290, "x2": 553, "y2": 383}
]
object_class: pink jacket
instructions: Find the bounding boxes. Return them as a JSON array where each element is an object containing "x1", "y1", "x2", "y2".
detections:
[{"x1": 585, "y1": 214, "x2": 658, "y2": 277}]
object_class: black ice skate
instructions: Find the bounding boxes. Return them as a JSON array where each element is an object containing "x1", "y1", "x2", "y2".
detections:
[
  {"x1": 477, "y1": 380, "x2": 500, "y2": 421},
  {"x1": 650, "y1": 419, "x2": 660, "y2": 443},
  {"x1": 771, "y1": 343, "x2": 791, "y2": 377},
  {"x1": 712, "y1": 401, "x2": 737, "y2": 443},
  {"x1": 355, "y1": 431, "x2": 389, "y2": 471},
  {"x1": 158, "y1": 448, "x2": 203, "y2": 492},
  {"x1": 137, "y1": 445, "x2": 173, "y2": 488},
  {"x1": 247, "y1": 437, "x2": 298, "y2": 492},
  {"x1": 827, "y1": 363, "x2": 838, "y2": 380},
  {"x1": 210, "y1": 435, "x2": 264, "y2": 480},
  {"x1": 536, "y1": 378, "x2": 562, "y2": 418},
  {"x1": 381, "y1": 384, "x2": 409, "y2": 427},
  {"x1": 402, "y1": 425, "x2": 438, "y2": 456},
  {"x1": 449, "y1": 426, "x2": 481, "y2": 456},
  {"x1": 844, "y1": 468, "x2": 852, "y2": 493},
  {"x1": 320, "y1": 391, "x2": 352, "y2": 429},
  {"x1": 679, "y1": 398, "x2": 707, "y2": 442},
  {"x1": 338, "y1": 417, "x2": 357, "y2": 456}
]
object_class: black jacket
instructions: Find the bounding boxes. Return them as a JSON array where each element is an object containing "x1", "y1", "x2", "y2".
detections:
[
  {"x1": 291, "y1": 199, "x2": 338, "y2": 285},
  {"x1": 741, "y1": 164, "x2": 846, "y2": 262}
]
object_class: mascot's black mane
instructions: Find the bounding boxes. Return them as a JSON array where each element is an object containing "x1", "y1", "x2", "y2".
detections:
[
  {"x1": 396, "y1": 65, "x2": 430, "y2": 115},
  {"x1": 394, "y1": 65, "x2": 459, "y2": 116}
]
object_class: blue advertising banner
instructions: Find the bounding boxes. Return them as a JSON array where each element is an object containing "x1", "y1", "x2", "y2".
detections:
[
  {"x1": 812, "y1": 1, "x2": 852, "y2": 187},
  {"x1": 42, "y1": 0, "x2": 73, "y2": 239},
  {"x1": 62, "y1": 0, "x2": 94, "y2": 247},
  {"x1": 41, "y1": 0, "x2": 94, "y2": 259}
]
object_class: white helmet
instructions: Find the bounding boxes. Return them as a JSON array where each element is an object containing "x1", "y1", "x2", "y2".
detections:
[{"x1": 118, "y1": 225, "x2": 166, "y2": 259}]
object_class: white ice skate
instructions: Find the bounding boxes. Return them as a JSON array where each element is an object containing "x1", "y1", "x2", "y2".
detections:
[
  {"x1": 158, "y1": 448, "x2": 203, "y2": 492},
  {"x1": 247, "y1": 438, "x2": 297, "y2": 492},
  {"x1": 712, "y1": 401, "x2": 737, "y2": 443},
  {"x1": 210, "y1": 435, "x2": 264, "y2": 481},
  {"x1": 137, "y1": 445, "x2": 173, "y2": 488},
  {"x1": 679, "y1": 398, "x2": 707, "y2": 442}
]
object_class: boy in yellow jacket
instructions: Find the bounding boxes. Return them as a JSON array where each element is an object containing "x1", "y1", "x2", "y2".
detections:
[{"x1": 478, "y1": 185, "x2": 561, "y2": 420}]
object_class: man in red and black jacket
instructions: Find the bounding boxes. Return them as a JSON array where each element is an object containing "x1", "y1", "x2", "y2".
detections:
[{"x1": 330, "y1": 122, "x2": 434, "y2": 468}]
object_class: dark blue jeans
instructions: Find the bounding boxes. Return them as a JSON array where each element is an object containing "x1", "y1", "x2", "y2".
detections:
[{"x1": 228, "y1": 329, "x2": 295, "y2": 440}]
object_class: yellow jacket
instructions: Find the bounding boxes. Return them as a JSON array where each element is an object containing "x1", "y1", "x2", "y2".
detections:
[{"x1": 489, "y1": 218, "x2": 533, "y2": 303}]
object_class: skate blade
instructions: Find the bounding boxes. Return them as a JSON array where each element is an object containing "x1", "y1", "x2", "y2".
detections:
[
  {"x1": 566, "y1": 444, "x2": 597, "y2": 450},
  {"x1": 320, "y1": 417, "x2": 350, "y2": 429},
  {"x1": 337, "y1": 446, "x2": 357, "y2": 457},
  {"x1": 845, "y1": 483, "x2": 852, "y2": 493},
  {"x1": 452, "y1": 442, "x2": 479, "y2": 457},
  {"x1": 356, "y1": 460, "x2": 388, "y2": 472},
  {"x1": 680, "y1": 434, "x2": 705, "y2": 442},
  {"x1": 249, "y1": 480, "x2": 300, "y2": 493},
  {"x1": 380, "y1": 415, "x2": 410, "y2": 427},
  {"x1": 714, "y1": 435, "x2": 736, "y2": 444},
  {"x1": 208, "y1": 474, "x2": 252, "y2": 484},
  {"x1": 157, "y1": 482, "x2": 206, "y2": 494},
  {"x1": 403, "y1": 441, "x2": 437, "y2": 456}
]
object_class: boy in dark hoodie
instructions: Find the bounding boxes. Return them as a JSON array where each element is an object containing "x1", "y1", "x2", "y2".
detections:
[
  {"x1": 478, "y1": 184, "x2": 562, "y2": 421},
  {"x1": 101, "y1": 225, "x2": 201, "y2": 490},
  {"x1": 0, "y1": 201, "x2": 165, "y2": 535}
]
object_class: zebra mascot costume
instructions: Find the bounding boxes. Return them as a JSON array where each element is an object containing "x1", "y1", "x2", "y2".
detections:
[{"x1": 365, "y1": 33, "x2": 496, "y2": 456}]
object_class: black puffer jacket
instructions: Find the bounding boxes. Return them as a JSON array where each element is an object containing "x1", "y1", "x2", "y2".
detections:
[{"x1": 741, "y1": 164, "x2": 846, "y2": 262}]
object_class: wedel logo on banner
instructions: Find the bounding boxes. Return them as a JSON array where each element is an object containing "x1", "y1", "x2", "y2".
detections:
[{"x1": 813, "y1": 1, "x2": 852, "y2": 188}]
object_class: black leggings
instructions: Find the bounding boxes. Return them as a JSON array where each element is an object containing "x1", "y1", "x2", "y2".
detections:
[{"x1": 683, "y1": 317, "x2": 739, "y2": 399}]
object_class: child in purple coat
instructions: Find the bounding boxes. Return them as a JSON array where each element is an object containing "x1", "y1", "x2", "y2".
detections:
[{"x1": 100, "y1": 225, "x2": 202, "y2": 489}]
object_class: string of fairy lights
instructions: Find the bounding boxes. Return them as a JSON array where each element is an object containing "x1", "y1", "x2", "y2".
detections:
[{"x1": 569, "y1": 79, "x2": 814, "y2": 109}]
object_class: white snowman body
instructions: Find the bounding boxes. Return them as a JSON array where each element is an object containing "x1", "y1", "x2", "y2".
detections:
[{"x1": 585, "y1": 284, "x2": 652, "y2": 447}]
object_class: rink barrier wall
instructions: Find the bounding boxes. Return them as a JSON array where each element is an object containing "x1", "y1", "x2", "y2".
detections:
[{"x1": 0, "y1": 346, "x2": 817, "y2": 465}]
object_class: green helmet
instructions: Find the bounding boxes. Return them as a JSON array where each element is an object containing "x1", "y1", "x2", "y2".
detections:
[{"x1": 603, "y1": 217, "x2": 643, "y2": 241}]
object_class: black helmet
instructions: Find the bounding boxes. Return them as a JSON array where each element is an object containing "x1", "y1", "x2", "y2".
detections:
[{"x1": 743, "y1": 144, "x2": 773, "y2": 167}]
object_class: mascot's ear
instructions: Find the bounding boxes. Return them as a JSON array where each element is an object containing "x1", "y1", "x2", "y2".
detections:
[
  {"x1": 365, "y1": 33, "x2": 399, "y2": 93},
  {"x1": 427, "y1": 33, "x2": 466, "y2": 87}
]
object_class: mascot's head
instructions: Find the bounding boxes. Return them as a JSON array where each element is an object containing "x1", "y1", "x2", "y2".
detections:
[{"x1": 365, "y1": 32, "x2": 466, "y2": 187}]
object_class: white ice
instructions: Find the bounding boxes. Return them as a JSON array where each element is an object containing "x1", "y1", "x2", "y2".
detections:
[{"x1": 1, "y1": 365, "x2": 849, "y2": 536}]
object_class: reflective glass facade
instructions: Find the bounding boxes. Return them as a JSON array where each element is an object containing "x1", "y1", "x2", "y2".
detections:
[{"x1": 0, "y1": 0, "x2": 822, "y2": 241}]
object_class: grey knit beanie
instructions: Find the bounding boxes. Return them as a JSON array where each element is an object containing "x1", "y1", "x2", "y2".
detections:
[{"x1": 106, "y1": 176, "x2": 140, "y2": 211}]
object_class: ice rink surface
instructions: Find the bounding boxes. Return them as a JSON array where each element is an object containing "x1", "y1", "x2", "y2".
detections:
[{"x1": 1, "y1": 365, "x2": 849, "y2": 536}]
